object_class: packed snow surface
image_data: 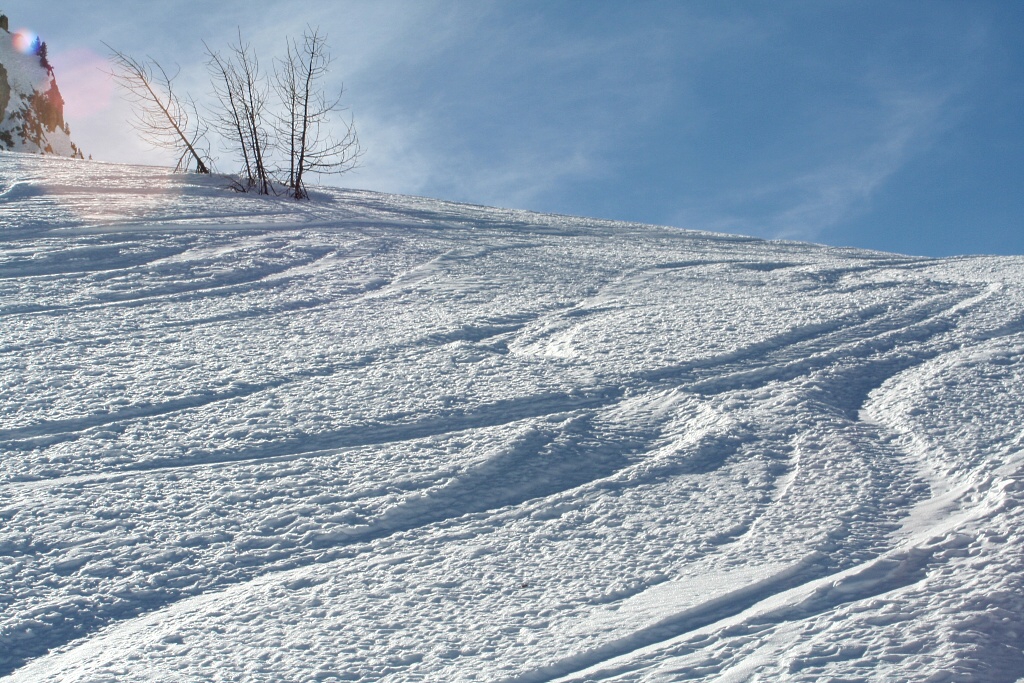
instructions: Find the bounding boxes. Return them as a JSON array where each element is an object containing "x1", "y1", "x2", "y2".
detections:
[{"x1": 2, "y1": 153, "x2": 1024, "y2": 682}]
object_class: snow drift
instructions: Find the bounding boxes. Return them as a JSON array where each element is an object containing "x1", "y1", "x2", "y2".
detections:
[{"x1": 1, "y1": 153, "x2": 1023, "y2": 681}]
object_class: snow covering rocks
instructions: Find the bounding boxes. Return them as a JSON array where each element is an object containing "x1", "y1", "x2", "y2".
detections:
[
  {"x1": 2, "y1": 153, "x2": 1024, "y2": 681},
  {"x1": 0, "y1": 23, "x2": 83, "y2": 158}
]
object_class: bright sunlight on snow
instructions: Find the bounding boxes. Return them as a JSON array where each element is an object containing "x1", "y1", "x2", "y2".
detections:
[{"x1": 1, "y1": 153, "x2": 1023, "y2": 681}]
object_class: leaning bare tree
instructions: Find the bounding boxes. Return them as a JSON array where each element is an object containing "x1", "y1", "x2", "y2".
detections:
[
  {"x1": 106, "y1": 45, "x2": 210, "y2": 174},
  {"x1": 205, "y1": 33, "x2": 273, "y2": 194},
  {"x1": 274, "y1": 28, "x2": 361, "y2": 199}
]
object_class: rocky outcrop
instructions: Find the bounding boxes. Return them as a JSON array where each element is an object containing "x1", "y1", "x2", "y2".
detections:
[{"x1": 0, "y1": 18, "x2": 83, "y2": 158}]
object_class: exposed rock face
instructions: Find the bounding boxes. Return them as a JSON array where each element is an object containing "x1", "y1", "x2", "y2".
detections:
[
  {"x1": 0, "y1": 61, "x2": 10, "y2": 118},
  {"x1": 0, "y1": 22, "x2": 83, "y2": 157}
]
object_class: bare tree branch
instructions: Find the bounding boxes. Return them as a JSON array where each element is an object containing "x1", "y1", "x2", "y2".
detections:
[
  {"x1": 105, "y1": 44, "x2": 211, "y2": 174},
  {"x1": 274, "y1": 28, "x2": 362, "y2": 199},
  {"x1": 205, "y1": 32, "x2": 274, "y2": 194}
]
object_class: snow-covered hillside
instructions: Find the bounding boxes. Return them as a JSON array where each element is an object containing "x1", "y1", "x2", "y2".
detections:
[
  {"x1": 1, "y1": 153, "x2": 1023, "y2": 682},
  {"x1": 0, "y1": 21, "x2": 83, "y2": 158}
]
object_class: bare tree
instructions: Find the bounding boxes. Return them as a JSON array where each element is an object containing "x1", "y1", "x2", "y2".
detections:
[
  {"x1": 275, "y1": 38, "x2": 302, "y2": 191},
  {"x1": 205, "y1": 32, "x2": 273, "y2": 194},
  {"x1": 108, "y1": 30, "x2": 361, "y2": 198},
  {"x1": 106, "y1": 45, "x2": 210, "y2": 174},
  {"x1": 274, "y1": 28, "x2": 361, "y2": 199}
]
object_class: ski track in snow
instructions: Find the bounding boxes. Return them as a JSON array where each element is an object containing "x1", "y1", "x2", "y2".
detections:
[{"x1": 2, "y1": 154, "x2": 1024, "y2": 681}]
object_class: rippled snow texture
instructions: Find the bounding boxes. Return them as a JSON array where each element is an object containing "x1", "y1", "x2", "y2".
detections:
[{"x1": 2, "y1": 153, "x2": 1023, "y2": 682}]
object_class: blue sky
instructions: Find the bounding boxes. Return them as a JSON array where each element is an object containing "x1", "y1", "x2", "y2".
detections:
[{"x1": 5, "y1": 1, "x2": 1023, "y2": 256}]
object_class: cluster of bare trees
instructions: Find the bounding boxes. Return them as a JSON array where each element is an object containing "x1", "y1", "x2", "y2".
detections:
[{"x1": 107, "y1": 28, "x2": 361, "y2": 199}]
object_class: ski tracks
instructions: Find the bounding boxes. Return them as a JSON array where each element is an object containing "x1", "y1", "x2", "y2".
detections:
[{"x1": 3, "y1": 160, "x2": 1024, "y2": 682}]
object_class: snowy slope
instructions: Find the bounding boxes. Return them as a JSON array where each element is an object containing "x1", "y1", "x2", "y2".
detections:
[
  {"x1": 1, "y1": 152, "x2": 1023, "y2": 682},
  {"x1": 0, "y1": 25, "x2": 83, "y2": 158}
]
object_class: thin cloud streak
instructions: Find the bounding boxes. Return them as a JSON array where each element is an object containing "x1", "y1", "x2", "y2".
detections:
[
  {"x1": 771, "y1": 87, "x2": 959, "y2": 241},
  {"x1": 671, "y1": 70, "x2": 968, "y2": 243}
]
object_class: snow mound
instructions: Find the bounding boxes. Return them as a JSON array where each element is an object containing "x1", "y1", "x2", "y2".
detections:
[{"x1": 2, "y1": 154, "x2": 1024, "y2": 681}]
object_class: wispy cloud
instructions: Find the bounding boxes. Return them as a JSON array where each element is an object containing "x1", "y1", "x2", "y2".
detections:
[
  {"x1": 345, "y1": 4, "x2": 764, "y2": 209},
  {"x1": 746, "y1": 85, "x2": 958, "y2": 241},
  {"x1": 668, "y1": 14, "x2": 983, "y2": 243}
]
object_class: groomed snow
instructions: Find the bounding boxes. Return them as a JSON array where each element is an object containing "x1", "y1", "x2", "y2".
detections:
[{"x1": 1, "y1": 152, "x2": 1023, "y2": 681}]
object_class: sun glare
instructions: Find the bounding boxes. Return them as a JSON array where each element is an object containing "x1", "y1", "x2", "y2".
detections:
[
  {"x1": 53, "y1": 48, "x2": 116, "y2": 119},
  {"x1": 12, "y1": 29, "x2": 39, "y2": 55}
]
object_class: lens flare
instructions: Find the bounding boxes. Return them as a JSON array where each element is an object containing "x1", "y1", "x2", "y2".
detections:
[{"x1": 12, "y1": 29, "x2": 39, "y2": 55}]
